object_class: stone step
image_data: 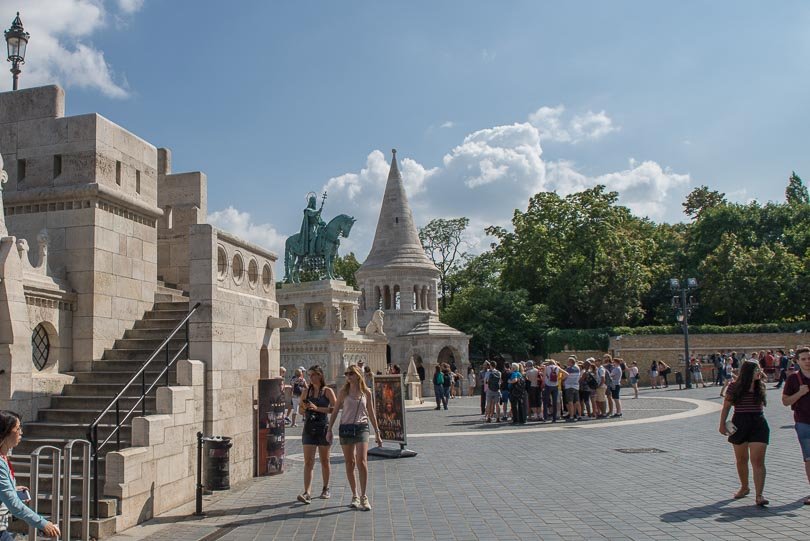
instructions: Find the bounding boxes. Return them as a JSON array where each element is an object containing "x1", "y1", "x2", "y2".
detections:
[
  {"x1": 23, "y1": 422, "x2": 132, "y2": 441},
  {"x1": 143, "y1": 309, "x2": 189, "y2": 320},
  {"x1": 62, "y1": 382, "x2": 161, "y2": 396},
  {"x1": 87, "y1": 358, "x2": 178, "y2": 372},
  {"x1": 38, "y1": 408, "x2": 159, "y2": 424},
  {"x1": 113, "y1": 337, "x2": 187, "y2": 351},
  {"x1": 67, "y1": 370, "x2": 176, "y2": 384},
  {"x1": 123, "y1": 327, "x2": 188, "y2": 340},
  {"x1": 4, "y1": 491, "x2": 116, "y2": 518},
  {"x1": 9, "y1": 513, "x2": 118, "y2": 539},
  {"x1": 153, "y1": 301, "x2": 190, "y2": 312},
  {"x1": 133, "y1": 317, "x2": 185, "y2": 330},
  {"x1": 50, "y1": 394, "x2": 157, "y2": 410}
]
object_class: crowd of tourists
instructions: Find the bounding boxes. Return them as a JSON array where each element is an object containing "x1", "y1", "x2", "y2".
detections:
[{"x1": 476, "y1": 354, "x2": 637, "y2": 424}]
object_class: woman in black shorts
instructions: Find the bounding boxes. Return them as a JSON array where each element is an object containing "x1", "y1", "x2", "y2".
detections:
[
  {"x1": 719, "y1": 359, "x2": 770, "y2": 506},
  {"x1": 297, "y1": 365, "x2": 336, "y2": 504}
]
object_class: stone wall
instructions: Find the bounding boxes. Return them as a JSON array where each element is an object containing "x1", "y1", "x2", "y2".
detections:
[
  {"x1": 104, "y1": 359, "x2": 204, "y2": 531},
  {"x1": 0, "y1": 86, "x2": 161, "y2": 363},
  {"x1": 188, "y1": 225, "x2": 279, "y2": 486}
]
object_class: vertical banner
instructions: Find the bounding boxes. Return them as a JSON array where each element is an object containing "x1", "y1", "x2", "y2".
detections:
[
  {"x1": 257, "y1": 377, "x2": 286, "y2": 476},
  {"x1": 373, "y1": 374, "x2": 407, "y2": 444}
]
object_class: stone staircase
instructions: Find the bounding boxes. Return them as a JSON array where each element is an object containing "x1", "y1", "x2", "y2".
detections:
[{"x1": 10, "y1": 281, "x2": 191, "y2": 539}]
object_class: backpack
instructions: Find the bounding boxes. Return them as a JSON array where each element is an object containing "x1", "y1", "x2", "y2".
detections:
[
  {"x1": 292, "y1": 379, "x2": 304, "y2": 396},
  {"x1": 510, "y1": 376, "x2": 526, "y2": 399},
  {"x1": 436, "y1": 372, "x2": 444, "y2": 385},
  {"x1": 549, "y1": 367, "x2": 558, "y2": 384},
  {"x1": 488, "y1": 370, "x2": 501, "y2": 391},
  {"x1": 585, "y1": 371, "x2": 599, "y2": 390}
]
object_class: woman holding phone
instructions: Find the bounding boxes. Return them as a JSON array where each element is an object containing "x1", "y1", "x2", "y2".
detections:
[
  {"x1": 296, "y1": 366, "x2": 336, "y2": 504},
  {"x1": 0, "y1": 411, "x2": 60, "y2": 539},
  {"x1": 328, "y1": 365, "x2": 382, "y2": 511},
  {"x1": 718, "y1": 360, "x2": 770, "y2": 506}
]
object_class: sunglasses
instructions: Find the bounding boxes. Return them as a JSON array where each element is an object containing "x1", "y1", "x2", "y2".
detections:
[{"x1": 344, "y1": 371, "x2": 356, "y2": 376}]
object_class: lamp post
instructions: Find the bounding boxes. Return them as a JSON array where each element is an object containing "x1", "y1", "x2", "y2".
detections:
[
  {"x1": 5, "y1": 12, "x2": 29, "y2": 91},
  {"x1": 670, "y1": 278, "x2": 698, "y2": 389}
]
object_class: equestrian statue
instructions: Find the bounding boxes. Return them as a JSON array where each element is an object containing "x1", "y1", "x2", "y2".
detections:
[{"x1": 284, "y1": 191, "x2": 356, "y2": 283}]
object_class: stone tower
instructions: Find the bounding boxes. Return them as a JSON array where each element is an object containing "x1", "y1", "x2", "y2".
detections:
[{"x1": 356, "y1": 150, "x2": 469, "y2": 379}]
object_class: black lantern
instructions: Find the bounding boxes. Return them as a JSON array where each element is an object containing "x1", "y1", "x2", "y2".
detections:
[{"x1": 5, "y1": 12, "x2": 29, "y2": 91}]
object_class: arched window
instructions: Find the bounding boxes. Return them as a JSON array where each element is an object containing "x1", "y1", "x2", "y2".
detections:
[
  {"x1": 383, "y1": 285, "x2": 391, "y2": 310},
  {"x1": 32, "y1": 324, "x2": 50, "y2": 371},
  {"x1": 394, "y1": 285, "x2": 401, "y2": 310},
  {"x1": 413, "y1": 285, "x2": 420, "y2": 310}
]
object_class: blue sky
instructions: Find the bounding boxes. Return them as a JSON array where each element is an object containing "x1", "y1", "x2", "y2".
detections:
[{"x1": 2, "y1": 0, "x2": 809, "y2": 267}]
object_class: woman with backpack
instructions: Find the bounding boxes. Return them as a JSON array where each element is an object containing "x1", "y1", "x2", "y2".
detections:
[
  {"x1": 432, "y1": 365, "x2": 446, "y2": 410},
  {"x1": 441, "y1": 363, "x2": 453, "y2": 410},
  {"x1": 719, "y1": 360, "x2": 770, "y2": 506}
]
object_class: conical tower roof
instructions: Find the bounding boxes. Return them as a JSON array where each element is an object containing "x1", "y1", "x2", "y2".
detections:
[{"x1": 359, "y1": 149, "x2": 438, "y2": 273}]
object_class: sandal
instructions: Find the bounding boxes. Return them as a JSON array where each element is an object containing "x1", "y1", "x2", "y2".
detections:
[
  {"x1": 755, "y1": 495, "x2": 769, "y2": 507},
  {"x1": 733, "y1": 488, "x2": 750, "y2": 499}
]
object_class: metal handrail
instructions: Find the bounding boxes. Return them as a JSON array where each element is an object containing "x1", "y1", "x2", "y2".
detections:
[
  {"x1": 63, "y1": 439, "x2": 91, "y2": 541},
  {"x1": 29, "y1": 445, "x2": 62, "y2": 541},
  {"x1": 86, "y1": 301, "x2": 200, "y2": 519}
]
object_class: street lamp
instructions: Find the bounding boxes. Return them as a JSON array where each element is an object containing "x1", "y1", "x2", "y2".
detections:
[
  {"x1": 670, "y1": 277, "x2": 699, "y2": 389},
  {"x1": 5, "y1": 12, "x2": 29, "y2": 91}
]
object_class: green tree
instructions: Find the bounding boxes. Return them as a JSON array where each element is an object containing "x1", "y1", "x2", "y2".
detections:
[
  {"x1": 786, "y1": 171, "x2": 809, "y2": 205},
  {"x1": 487, "y1": 186, "x2": 655, "y2": 328},
  {"x1": 440, "y1": 285, "x2": 547, "y2": 359},
  {"x1": 683, "y1": 185, "x2": 727, "y2": 220},
  {"x1": 333, "y1": 252, "x2": 361, "y2": 288},
  {"x1": 418, "y1": 217, "x2": 469, "y2": 309},
  {"x1": 444, "y1": 251, "x2": 501, "y2": 306}
]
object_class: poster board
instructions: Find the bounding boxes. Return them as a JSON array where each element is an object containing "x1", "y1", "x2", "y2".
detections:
[
  {"x1": 373, "y1": 374, "x2": 407, "y2": 445},
  {"x1": 257, "y1": 377, "x2": 285, "y2": 476}
]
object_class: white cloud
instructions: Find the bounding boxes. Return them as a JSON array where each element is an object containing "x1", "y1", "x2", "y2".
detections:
[
  {"x1": 0, "y1": 0, "x2": 142, "y2": 97},
  {"x1": 208, "y1": 207, "x2": 286, "y2": 258},
  {"x1": 440, "y1": 121, "x2": 455, "y2": 129},
  {"x1": 528, "y1": 105, "x2": 619, "y2": 143}
]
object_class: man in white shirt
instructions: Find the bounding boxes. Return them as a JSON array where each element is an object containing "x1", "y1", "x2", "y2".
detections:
[{"x1": 609, "y1": 358, "x2": 624, "y2": 418}]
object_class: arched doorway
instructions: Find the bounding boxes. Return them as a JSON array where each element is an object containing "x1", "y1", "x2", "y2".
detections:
[{"x1": 437, "y1": 346, "x2": 458, "y2": 370}]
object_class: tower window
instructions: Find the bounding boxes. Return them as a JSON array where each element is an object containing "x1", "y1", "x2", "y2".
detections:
[
  {"x1": 53, "y1": 155, "x2": 62, "y2": 178},
  {"x1": 135, "y1": 170, "x2": 141, "y2": 194},
  {"x1": 17, "y1": 159, "x2": 26, "y2": 182},
  {"x1": 116, "y1": 160, "x2": 122, "y2": 185}
]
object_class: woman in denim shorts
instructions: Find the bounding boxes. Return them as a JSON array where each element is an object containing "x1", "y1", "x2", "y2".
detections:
[
  {"x1": 782, "y1": 346, "x2": 810, "y2": 505},
  {"x1": 296, "y1": 366, "x2": 336, "y2": 505},
  {"x1": 328, "y1": 365, "x2": 382, "y2": 511}
]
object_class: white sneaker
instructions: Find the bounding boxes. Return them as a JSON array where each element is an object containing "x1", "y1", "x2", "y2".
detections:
[
  {"x1": 350, "y1": 496, "x2": 361, "y2": 509},
  {"x1": 360, "y1": 495, "x2": 371, "y2": 511}
]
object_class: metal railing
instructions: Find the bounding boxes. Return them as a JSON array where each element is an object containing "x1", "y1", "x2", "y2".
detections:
[
  {"x1": 63, "y1": 440, "x2": 91, "y2": 541},
  {"x1": 86, "y1": 302, "x2": 200, "y2": 519},
  {"x1": 29, "y1": 445, "x2": 61, "y2": 541}
]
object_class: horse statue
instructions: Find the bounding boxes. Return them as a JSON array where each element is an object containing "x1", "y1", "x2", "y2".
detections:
[{"x1": 284, "y1": 213, "x2": 355, "y2": 283}]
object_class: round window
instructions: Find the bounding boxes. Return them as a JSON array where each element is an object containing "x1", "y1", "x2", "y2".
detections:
[
  {"x1": 217, "y1": 245, "x2": 228, "y2": 280},
  {"x1": 232, "y1": 253, "x2": 244, "y2": 285},
  {"x1": 32, "y1": 324, "x2": 50, "y2": 371},
  {"x1": 248, "y1": 259, "x2": 258, "y2": 288},
  {"x1": 262, "y1": 264, "x2": 273, "y2": 291}
]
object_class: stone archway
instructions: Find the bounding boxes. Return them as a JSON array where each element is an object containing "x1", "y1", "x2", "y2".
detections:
[{"x1": 437, "y1": 345, "x2": 458, "y2": 369}]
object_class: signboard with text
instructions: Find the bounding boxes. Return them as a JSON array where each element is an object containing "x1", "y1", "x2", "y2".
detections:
[{"x1": 373, "y1": 374, "x2": 407, "y2": 444}]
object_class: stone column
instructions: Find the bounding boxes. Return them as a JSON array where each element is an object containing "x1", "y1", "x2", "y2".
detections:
[{"x1": 295, "y1": 303, "x2": 306, "y2": 332}]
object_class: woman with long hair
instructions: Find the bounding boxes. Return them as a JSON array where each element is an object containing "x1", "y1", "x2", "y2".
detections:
[
  {"x1": 296, "y1": 365, "x2": 337, "y2": 504},
  {"x1": 719, "y1": 360, "x2": 770, "y2": 506},
  {"x1": 328, "y1": 365, "x2": 382, "y2": 511},
  {"x1": 0, "y1": 411, "x2": 60, "y2": 539},
  {"x1": 649, "y1": 360, "x2": 659, "y2": 389}
]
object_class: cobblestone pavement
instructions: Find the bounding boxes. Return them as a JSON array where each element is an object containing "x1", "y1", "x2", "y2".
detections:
[{"x1": 109, "y1": 385, "x2": 810, "y2": 540}]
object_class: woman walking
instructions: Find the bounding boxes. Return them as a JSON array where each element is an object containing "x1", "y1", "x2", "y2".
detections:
[
  {"x1": 629, "y1": 361, "x2": 640, "y2": 399},
  {"x1": 0, "y1": 411, "x2": 61, "y2": 539},
  {"x1": 467, "y1": 366, "x2": 477, "y2": 397},
  {"x1": 718, "y1": 360, "x2": 770, "y2": 506},
  {"x1": 328, "y1": 365, "x2": 382, "y2": 511},
  {"x1": 297, "y1": 366, "x2": 336, "y2": 504},
  {"x1": 432, "y1": 365, "x2": 446, "y2": 410},
  {"x1": 289, "y1": 367, "x2": 308, "y2": 427},
  {"x1": 649, "y1": 360, "x2": 659, "y2": 389}
]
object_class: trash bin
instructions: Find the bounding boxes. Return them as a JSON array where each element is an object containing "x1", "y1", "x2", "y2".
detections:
[
  {"x1": 204, "y1": 436, "x2": 233, "y2": 490},
  {"x1": 675, "y1": 372, "x2": 684, "y2": 388}
]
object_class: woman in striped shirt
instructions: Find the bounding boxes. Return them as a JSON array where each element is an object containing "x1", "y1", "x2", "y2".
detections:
[{"x1": 719, "y1": 360, "x2": 770, "y2": 506}]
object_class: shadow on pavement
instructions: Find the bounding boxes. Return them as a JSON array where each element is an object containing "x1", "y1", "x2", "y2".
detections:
[{"x1": 660, "y1": 498, "x2": 805, "y2": 523}]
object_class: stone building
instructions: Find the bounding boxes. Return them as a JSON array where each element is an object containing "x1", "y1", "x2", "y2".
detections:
[
  {"x1": 355, "y1": 150, "x2": 470, "y2": 382},
  {"x1": 0, "y1": 85, "x2": 283, "y2": 535}
]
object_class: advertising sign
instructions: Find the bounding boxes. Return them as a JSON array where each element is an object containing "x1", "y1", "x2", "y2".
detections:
[
  {"x1": 257, "y1": 377, "x2": 285, "y2": 476},
  {"x1": 373, "y1": 374, "x2": 407, "y2": 444}
]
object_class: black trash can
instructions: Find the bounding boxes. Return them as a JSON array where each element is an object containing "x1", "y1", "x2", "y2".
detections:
[
  {"x1": 675, "y1": 372, "x2": 684, "y2": 389},
  {"x1": 204, "y1": 436, "x2": 233, "y2": 491}
]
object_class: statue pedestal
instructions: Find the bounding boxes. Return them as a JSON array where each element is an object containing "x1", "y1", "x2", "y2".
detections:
[
  {"x1": 277, "y1": 280, "x2": 387, "y2": 384},
  {"x1": 404, "y1": 382, "x2": 423, "y2": 407}
]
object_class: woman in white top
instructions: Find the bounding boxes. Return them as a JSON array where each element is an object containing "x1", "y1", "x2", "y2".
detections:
[
  {"x1": 467, "y1": 367, "x2": 476, "y2": 397},
  {"x1": 629, "y1": 361, "x2": 640, "y2": 399},
  {"x1": 328, "y1": 364, "x2": 382, "y2": 511}
]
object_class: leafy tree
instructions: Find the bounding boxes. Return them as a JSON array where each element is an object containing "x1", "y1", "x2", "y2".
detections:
[
  {"x1": 440, "y1": 285, "x2": 548, "y2": 359},
  {"x1": 488, "y1": 186, "x2": 655, "y2": 328},
  {"x1": 683, "y1": 185, "x2": 727, "y2": 220},
  {"x1": 333, "y1": 252, "x2": 361, "y2": 288},
  {"x1": 444, "y1": 251, "x2": 501, "y2": 305},
  {"x1": 786, "y1": 171, "x2": 809, "y2": 205},
  {"x1": 418, "y1": 217, "x2": 469, "y2": 309}
]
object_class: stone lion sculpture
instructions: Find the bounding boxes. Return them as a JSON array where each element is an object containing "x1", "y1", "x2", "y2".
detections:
[{"x1": 364, "y1": 309, "x2": 385, "y2": 336}]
